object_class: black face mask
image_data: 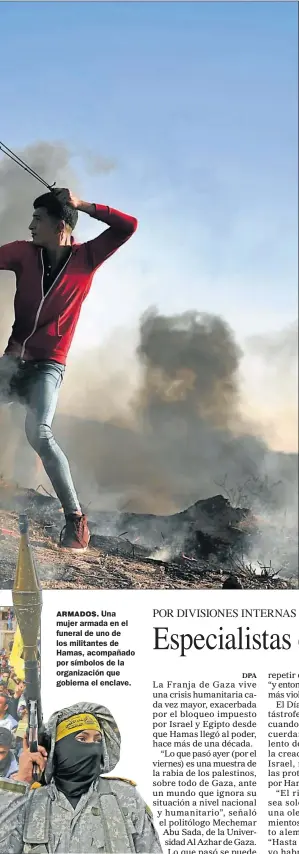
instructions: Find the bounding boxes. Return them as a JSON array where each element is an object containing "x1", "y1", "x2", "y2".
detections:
[{"x1": 53, "y1": 732, "x2": 104, "y2": 807}]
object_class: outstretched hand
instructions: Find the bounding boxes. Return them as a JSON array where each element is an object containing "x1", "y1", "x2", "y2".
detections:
[{"x1": 53, "y1": 187, "x2": 81, "y2": 209}]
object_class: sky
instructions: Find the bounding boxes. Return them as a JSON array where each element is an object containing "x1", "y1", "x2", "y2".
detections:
[
  {"x1": 0, "y1": 2, "x2": 297, "y2": 335},
  {"x1": 0, "y1": 1, "x2": 298, "y2": 449}
]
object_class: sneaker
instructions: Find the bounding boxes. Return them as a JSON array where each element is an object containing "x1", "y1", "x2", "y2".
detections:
[{"x1": 59, "y1": 514, "x2": 90, "y2": 552}]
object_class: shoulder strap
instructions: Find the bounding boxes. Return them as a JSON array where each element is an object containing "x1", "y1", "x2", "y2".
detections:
[
  {"x1": 23, "y1": 787, "x2": 50, "y2": 846},
  {"x1": 95, "y1": 777, "x2": 136, "y2": 853}
]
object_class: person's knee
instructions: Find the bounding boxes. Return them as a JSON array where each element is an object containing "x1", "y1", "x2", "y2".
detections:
[{"x1": 25, "y1": 418, "x2": 53, "y2": 452}]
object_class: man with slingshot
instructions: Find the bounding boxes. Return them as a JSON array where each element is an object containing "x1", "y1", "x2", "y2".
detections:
[{"x1": 0, "y1": 144, "x2": 138, "y2": 551}]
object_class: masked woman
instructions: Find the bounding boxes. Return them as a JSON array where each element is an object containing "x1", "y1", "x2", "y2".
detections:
[{"x1": 0, "y1": 701, "x2": 162, "y2": 853}]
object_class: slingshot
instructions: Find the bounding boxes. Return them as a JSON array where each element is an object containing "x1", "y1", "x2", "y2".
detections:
[{"x1": 0, "y1": 140, "x2": 56, "y2": 191}]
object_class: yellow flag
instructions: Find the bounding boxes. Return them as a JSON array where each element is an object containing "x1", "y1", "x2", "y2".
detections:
[
  {"x1": 9, "y1": 625, "x2": 25, "y2": 680},
  {"x1": 15, "y1": 713, "x2": 28, "y2": 739}
]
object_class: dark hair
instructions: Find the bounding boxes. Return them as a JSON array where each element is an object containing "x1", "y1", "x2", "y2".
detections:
[
  {"x1": 0, "y1": 727, "x2": 12, "y2": 748},
  {"x1": 33, "y1": 192, "x2": 78, "y2": 231}
]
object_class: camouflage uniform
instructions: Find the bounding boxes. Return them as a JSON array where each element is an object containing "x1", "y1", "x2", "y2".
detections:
[{"x1": 0, "y1": 702, "x2": 162, "y2": 853}]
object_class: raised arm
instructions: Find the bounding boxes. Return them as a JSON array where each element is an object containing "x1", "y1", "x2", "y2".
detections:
[
  {"x1": 80, "y1": 202, "x2": 138, "y2": 271},
  {"x1": 54, "y1": 188, "x2": 138, "y2": 273}
]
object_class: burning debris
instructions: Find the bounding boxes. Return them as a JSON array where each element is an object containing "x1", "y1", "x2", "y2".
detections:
[
  {"x1": 0, "y1": 479, "x2": 296, "y2": 590},
  {"x1": 113, "y1": 494, "x2": 251, "y2": 559}
]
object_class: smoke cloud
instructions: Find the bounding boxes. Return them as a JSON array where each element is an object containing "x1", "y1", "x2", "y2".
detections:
[
  {"x1": 56, "y1": 310, "x2": 296, "y2": 513},
  {"x1": 0, "y1": 142, "x2": 297, "y2": 573},
  {"x1": 82, "y1": 150, "x2": 116, "y2": 175},
  {"x1": 240, "y1": 323, "x2": 298, "y2": 453}
]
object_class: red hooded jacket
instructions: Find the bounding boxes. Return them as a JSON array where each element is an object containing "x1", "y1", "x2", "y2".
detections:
[{"x1": 0, "y1": 204, "x2": 137, "y2": 364}]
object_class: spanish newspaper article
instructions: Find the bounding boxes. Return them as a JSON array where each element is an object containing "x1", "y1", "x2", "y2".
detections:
[{"x1": 0, "y1": 590, "x2": 298, "y2": 854}]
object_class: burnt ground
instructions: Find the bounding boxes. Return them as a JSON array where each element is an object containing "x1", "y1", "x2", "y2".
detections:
[{"x1": 0, "y1": 481, "x2": 297, "y2": 590}]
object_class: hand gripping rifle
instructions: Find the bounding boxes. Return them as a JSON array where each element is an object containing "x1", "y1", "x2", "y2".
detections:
[{"x1": 12, "y1": 514, "x2": 44, "y2": 785}]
